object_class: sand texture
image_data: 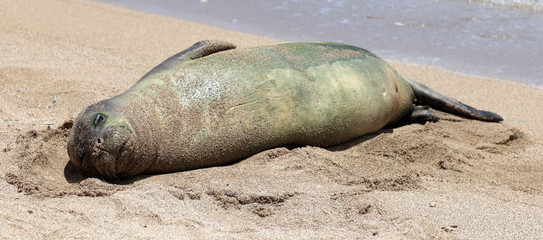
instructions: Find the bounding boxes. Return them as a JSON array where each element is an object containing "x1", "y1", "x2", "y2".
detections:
[{"x1": 1, "y1": 0, "x2": 542, "y2": 239}]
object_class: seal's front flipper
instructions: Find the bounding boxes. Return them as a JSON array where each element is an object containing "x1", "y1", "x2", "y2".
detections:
[
  {"x1": 405, "y1": 78, "x2": 503, "y2": 122},
  {"x1": 139, "y1": 40, "x2": 237, "y2": 81},
  {"x1": 174, "y1": 40, "x2": 237, "y2": 61}
]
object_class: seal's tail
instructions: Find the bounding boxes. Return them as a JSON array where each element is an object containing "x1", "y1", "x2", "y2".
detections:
[{"x1": 405, "y1": 78, "x2": 503, "y2": 122}]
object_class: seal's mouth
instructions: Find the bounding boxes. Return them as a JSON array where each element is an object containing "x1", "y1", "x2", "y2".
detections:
[
  {"x1": 91, "y1": 125, "x2": 134, "y2": 179},
  {"x1": 100, "y1": 137, "x2": 133, "y2": 178}
]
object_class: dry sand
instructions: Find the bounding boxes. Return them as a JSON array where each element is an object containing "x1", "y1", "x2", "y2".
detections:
[{"x1": 1, "y1": 0, "x2": 542, "y2": 239}]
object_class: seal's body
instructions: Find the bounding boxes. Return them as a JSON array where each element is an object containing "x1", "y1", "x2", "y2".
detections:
[{"x1": 67, "y1": 41, "x2": 502, "y2": 179}]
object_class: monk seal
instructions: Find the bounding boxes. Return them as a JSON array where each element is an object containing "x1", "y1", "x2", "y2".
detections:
[{"x1": 67, "y1": 40, "x2": 502, "y2": 179}]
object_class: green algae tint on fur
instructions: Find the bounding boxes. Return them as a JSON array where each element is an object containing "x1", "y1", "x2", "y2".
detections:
[{"x1": 67, "y1": 41, "x2": 502, "y2": 179}]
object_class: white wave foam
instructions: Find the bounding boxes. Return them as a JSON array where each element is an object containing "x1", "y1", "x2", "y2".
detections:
[{"x1": 470, "y1": 0, "x2": 543, "y2": 11}]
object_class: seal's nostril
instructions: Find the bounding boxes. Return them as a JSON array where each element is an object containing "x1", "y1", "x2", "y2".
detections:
[
  {"x1": 78, "y1": 153, "x2": 86, "y2": 165},
  {"x1": 97, "y1": 138, "x2": 103, "y2": 144}
]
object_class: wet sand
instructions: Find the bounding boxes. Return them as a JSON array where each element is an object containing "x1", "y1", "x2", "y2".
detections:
[{"x1": 1, "y1": 0, "x2": 542, "y2": 239}]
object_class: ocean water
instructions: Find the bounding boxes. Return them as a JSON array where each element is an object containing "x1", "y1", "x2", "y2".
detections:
[{"x1": 94, "y1": 0, "x2": 543, "y2": 88}]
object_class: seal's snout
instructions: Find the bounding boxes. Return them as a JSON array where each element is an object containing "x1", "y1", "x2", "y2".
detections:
[{"x1": 96, "y1": 125, "x2": 131, "y2": 155}]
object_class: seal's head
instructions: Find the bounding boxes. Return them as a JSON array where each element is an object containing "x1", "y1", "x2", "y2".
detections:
[{"x1": 67, "y1": 100, "x2": 137, "y2": 179}]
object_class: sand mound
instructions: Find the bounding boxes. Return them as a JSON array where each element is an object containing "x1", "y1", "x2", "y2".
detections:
[{"x1": 6, "y1": 117, "x2": 529, "y2": 198}]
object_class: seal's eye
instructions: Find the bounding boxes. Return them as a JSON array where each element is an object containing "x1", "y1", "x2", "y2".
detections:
[{"x1": 93, "y1": 114, "x2": 106, "y2": 127}]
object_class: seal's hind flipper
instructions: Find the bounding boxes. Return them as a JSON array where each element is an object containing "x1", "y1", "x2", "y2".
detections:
[
  {"x1": 390, "y1": 106, "x2": 445, "y2": 126},
  {"x1": 139, "y1": 40, "x2": 237, "y2": 81},
  {"x1": 409, "y1": 106, "x2": 440, "y2": 123},
  {"x1": 405, "y1": 78, "x2": 503, "y2": 122}
]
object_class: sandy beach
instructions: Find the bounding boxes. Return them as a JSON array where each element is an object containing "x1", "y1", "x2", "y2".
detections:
[{"x1": 1, "y1": 0, "x2": 542, "y2": 239}]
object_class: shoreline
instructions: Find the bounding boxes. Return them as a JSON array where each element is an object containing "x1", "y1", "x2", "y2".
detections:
[{"x1": 1, "y1": 0, "x2": 542, "y2": 239}]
